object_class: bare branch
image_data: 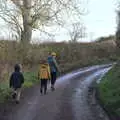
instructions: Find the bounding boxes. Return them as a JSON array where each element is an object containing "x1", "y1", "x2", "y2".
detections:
[
  {"x1": 66, "y1": 22, "x2": 86, "y2": 42},
  {"x1": 1, "y1": 0, "x2": 86, "y2": 43}
]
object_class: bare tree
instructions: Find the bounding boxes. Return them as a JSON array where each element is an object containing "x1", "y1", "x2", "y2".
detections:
[
  {"x1": 0, "y1": 0, "x2": 22, "y2": 40},
  {"x1": 67, "y1": 22, "x2": 86, "y2": 42},
  {"x1": 0, "y1": 0, "x2": 85, "y2": 43}
]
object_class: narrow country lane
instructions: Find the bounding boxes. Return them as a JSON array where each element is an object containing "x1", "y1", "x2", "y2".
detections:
[{"x1": 1, "y1": 64, "x2": 112, "y2": 120}]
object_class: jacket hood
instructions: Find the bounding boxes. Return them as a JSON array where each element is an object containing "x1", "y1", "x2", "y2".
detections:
[
  {"x1": 14, "y1": 64, "x2": 20, "y2": 72},
  {"x1": 40, "y1": 64, "x2": 48, "y2": 67}
]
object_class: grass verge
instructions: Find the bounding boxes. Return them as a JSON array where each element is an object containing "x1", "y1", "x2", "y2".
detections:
[{"x1": 98, "y1": 63, "x2": 120, "y2": 117}]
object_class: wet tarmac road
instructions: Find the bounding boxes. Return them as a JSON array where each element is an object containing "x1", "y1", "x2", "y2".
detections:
[{"x1": 1, "y1": 64, "x2": 112, "y2": 120}]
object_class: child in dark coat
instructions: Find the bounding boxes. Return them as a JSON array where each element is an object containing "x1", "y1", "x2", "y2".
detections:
[{"x1": 9, "y1": 64, "x2": 24, "y2": 104}]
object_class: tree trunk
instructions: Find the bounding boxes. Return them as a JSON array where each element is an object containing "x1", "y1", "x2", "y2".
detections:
[
  {"x1": 21, "y1": 0, "x2": 32, "y2": 44},
  {"x1": 19, "y1": 0, "x2": 32, "y2": 63}
]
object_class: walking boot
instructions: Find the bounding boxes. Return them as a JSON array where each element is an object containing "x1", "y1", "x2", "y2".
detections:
[
  {"x1": 40, "y1": 88, "x2": 43, "y2": 94},
  {"x1": 51, "y1": 86, "x2": 55, "y2": 91},
  {"x1": 12, "y1": 92, "x2": 17, "y2": 99}
]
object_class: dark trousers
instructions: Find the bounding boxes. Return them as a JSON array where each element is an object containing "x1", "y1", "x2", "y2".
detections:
[
  {"x1": 51, "y1": 72, "x2": 57, "y2": 86},
  {"x1": 40, "y1": 79, "x2": 48, "y2": 93}
]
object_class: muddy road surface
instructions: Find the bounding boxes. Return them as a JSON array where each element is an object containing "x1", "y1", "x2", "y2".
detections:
[{"x1": 1, "y1": 64, "x2": 112, "y2": 120}]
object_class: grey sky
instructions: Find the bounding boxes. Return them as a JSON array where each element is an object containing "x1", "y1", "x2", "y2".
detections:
[
  {"x1": 52, "y1": 0, "x2": 117, "y2": 42},
  {"x1": 83, "y1": 0, "x2": 116, "y2": 41},
  {"x1": 0, "y1": 0, "x2": 117, "y2": 42}
]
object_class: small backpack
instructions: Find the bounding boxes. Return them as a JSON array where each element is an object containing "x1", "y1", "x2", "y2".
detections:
[
  {"x1": 47, "y1": 56, "x2": 57, "y2": 72},
  {"x1": 39, "y1": 64, "x2": 49, "y2": 79}
]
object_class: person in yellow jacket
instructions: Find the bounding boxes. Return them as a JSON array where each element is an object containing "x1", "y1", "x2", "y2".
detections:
[{"x1": 38, "y1": 60, "x2": 51, "y2": 95}]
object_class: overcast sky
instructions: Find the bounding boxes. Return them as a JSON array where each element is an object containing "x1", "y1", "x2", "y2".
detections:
[
  {"x1": 0, "y1": 0, "x2": 117, "y2": 42},
  {"x1": 51, "y1": 0, "x2": 117, "y2": 42},
  {"x1": 83, "y1": 0, "x2": 117, "y2": 41}
]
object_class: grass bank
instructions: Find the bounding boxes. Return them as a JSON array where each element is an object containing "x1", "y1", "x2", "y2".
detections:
[{"x1": 98, "y1": 63, "x2": 120, "y2": 118}]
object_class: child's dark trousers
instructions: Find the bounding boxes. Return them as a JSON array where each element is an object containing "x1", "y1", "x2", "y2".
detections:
[{"x1": 40, "y1": 79, "x2": 48, "y2": 94}]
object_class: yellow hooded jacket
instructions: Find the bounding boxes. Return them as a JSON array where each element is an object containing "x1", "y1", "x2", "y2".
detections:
[{"x1": 38, "y1": 63, "x2": 51, "y2": 79}]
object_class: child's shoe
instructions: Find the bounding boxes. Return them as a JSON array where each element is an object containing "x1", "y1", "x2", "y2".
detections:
[
  {"x1": 16, "y1": 100, "x2": 20, "y2": 104},
  {"x1": 40, "y1": 89, "x2": 43, "y2": 94},
  {"x1": 12, "y1": 93, "x2": 17, "y2": 99},
  {"x1": 51, "y1": 86, "x2": 55, "y2": 91}
]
